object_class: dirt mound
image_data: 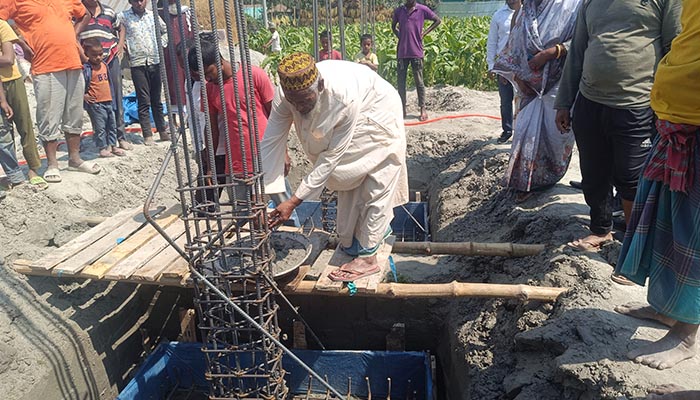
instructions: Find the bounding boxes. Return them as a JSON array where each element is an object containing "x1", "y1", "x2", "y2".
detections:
[
  {"x1": 2, "y1": 85, "x2": 698, "y2": 399},
  {"x1": 398, "y1": 88, "x2": 700, "y2": 399}
]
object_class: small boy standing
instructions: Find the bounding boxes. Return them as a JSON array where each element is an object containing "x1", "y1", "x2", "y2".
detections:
[
  {"x1": 318, "y1": 30, "x2": 342, "y2": 61},
  {"x1": 83, "y1": 38, "x2": 125, "y2": 157},
  {"x1": 354, "y1": 34, "x2": 378, "y2": 71}
]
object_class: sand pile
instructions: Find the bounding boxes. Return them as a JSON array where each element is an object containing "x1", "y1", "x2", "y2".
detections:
[{"x1": 1, "y1": 85, "x2": 698, "y2": 400}]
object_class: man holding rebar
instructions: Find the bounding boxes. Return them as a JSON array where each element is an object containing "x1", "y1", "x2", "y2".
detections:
[{"x1": 262, "y1": 52, "x2": 408, "y2": 282}]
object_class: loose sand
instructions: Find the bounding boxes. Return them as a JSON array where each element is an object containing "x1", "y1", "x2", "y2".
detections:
[{"x1": 0, "y1": 84, "x2": 698, "y2": 399}]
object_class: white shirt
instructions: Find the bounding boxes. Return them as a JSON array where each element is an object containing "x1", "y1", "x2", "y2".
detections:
[
  {"x1": 261, "y1": 60, "x2": 407, "y2": 203},
  {"x1": 486, "y1": 5, "x2": 516, "y2": 71},
  {"x1": 270, "y1": 30, "x2": 281, "y2": 52}
]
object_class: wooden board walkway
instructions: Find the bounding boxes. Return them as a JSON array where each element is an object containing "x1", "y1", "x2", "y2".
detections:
[{"x1": 11, "y1": 206, "x2": 395, "y2": 293}]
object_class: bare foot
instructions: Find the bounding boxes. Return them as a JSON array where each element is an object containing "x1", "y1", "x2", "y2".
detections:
[
  {"x1": 419, "y1": 107, "x2": 428, "y2": 122},
  {"x1": 567, "y1": 232, "x2": 613, "y2": 251},
  {"x1": 144, "y1": 136, "x2": 156, "y2": 146},
  {"x1": 99, "y1": 148, "x2": 114, "y2": 158},
  {"x1": 615, "y1": 302, "x2": 677, "y2": 327},
  {"x1": 647, "y1": 384, "x2": 700, "y2": 400},
  {"x1": 628, "y1": 322, "x2": 698, "y2": 370},
  {"x1": 112, "y1": 147, "x2": 126, "y2": 156},
  {"x1": 329, "y1": 255, "x2": 380, "y2": 282},
  {"x1": 118, "y1": 139, "x2": 134, "y2": 150}
]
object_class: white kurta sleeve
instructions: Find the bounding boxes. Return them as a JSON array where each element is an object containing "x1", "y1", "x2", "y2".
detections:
[
  {"x1": 261, "y1": 99, "x2": 294, "y2": 194},
  {"x1": 295, "y1": 100, "x2": 360, "y2": 200}
]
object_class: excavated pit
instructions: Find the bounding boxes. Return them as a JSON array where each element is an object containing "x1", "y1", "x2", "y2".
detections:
[{"x1": 7, "y1": 87, "x2": 693, "y2": 400}]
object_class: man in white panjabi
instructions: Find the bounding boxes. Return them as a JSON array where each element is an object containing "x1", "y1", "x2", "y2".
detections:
[{"x1": 262, "y1": 52, "x2": 408, "y2": 282}]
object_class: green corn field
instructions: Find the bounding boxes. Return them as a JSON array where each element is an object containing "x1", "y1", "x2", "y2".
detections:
[{"x1": 249, "y1": 17, "x2": 496, "y2": 91}]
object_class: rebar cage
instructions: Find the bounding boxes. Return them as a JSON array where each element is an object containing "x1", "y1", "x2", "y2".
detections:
[{"x1": 145, "y1": 0, "x2": 288, "y2": 396}]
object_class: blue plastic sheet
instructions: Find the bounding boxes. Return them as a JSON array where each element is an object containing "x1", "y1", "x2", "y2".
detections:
[
  {"x1": 118, "y1": 342, "x2": 432, "y2": 399},
  {"x1": 295, "y1": 201, "x2": 429, "y2": 241},
  {"x1": 122, "y1": 92, "x2": 167, "y2": 126}
]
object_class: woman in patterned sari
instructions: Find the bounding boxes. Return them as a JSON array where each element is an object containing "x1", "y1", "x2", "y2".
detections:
[{"x1": 493, "y1": 0, "x2": 580, "y2": 201}]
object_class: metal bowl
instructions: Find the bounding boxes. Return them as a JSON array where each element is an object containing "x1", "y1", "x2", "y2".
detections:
[{"x1": 270, "y1": 231, "x2": 313, "y2": 280}]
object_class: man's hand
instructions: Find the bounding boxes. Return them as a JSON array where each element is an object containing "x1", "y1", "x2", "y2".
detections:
[
  {"x1": 555, "y1": 109, "x2": 571, "y2": 133},
  {"x1": 84, "y1": 93, "x2": 96, "y2": 104},
  {"x1": 1, "y1": 101, "x2": 13, "y2": 119},
  {"x1": 268, "y1": 197, "x2": 301, "y2": 228},
  {"x1": 116, "y1": 43, "x2": 125, "y2": 58}
]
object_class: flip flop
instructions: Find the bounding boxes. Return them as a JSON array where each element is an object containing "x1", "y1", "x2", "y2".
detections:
[
  {"x1": 611, "y1": 273, "x2": 636, "y2": 286},
  {"x1": 68, "y1": 161, "x2": 101, "y2": 175},
  {"x1": 29, "y1": 176, "x2": 48, "y2": 190},
  {"x1": 566, "y1": 237, "x2": 612, "y2": 252},
  {"x1": 43, "y1": 167, "x2": 62, "y2": 183},
  {"x1": 329, "y1": 265, "x2": 380, "y2": 282}
]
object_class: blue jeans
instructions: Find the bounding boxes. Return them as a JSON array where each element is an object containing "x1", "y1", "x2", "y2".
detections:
[
  {"x1": 497, "y1": 77, "x2": 514, "y2": 134},
  {"x1": 86, "y1": 101, "x2": 118, "y2": 150},
  {"x1": 0, "y1": 112, "x2": 24, "y2": 184}
]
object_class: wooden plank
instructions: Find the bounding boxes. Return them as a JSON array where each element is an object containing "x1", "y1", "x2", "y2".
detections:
[
  {"x1": 104, "y1": 221, "x2": 186, "y2": 281},
  {"x1": 29, "y1": 207, "x2": 141, "y2": 271},
  {"x1": 282, "y1": 265, "x2": 310, "y2": 291},
  {"x1": 160, "y1": 257, "x2": 189, "y2": 279},
  {"x1": 81, "y1": 214, "x2": 180, "y2": 279},
  {"x1": 357, "y1": 236, "x2": 395, "y2": 293},
  {"x1": 313, "y1": 245, "x2": 351, "y2": 292},
  {"x1": 51, "y1": 214, "x2": 156, "y2": 277},
  {"x1": 131, "y1": 230, "x2": 188, "y2": 282}
]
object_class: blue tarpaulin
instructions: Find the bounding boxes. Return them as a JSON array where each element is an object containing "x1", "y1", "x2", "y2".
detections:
[
  {"x1": 295, "y1": 201, "x2": 430, "y2": 242},
  {"x1": 122, "y1": 92, "x2": 167, "y2": 126},
  {"x1": 118, "y1": 342, "x2": 432, "y2": 399}
]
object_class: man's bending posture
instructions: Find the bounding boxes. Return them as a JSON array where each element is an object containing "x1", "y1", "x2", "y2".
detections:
[
  {"x1": 615, "y1": 0, "x2": 699, "y2": 371},
  {"x1": 262, "y1": 52, "x2": 408, "y2": 282}
]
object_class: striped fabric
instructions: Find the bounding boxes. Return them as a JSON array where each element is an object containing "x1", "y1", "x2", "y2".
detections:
[
  {"x1": 78, "y1": 3, "x2": 120, "y2": 64},
  {"x1": 643, "y1": 119, "x2": 699, "y2": 194},
  {"x1": 616, "y1": 122, "x2": 700, "y2": 325}
]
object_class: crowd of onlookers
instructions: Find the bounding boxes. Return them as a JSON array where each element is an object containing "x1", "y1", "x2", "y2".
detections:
[{"x1": 489, "y1": 0, "x2": 700, "y2": 395}]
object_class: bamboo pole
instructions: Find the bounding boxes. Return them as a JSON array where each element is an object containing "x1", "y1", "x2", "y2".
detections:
[
  {"x1": 326, "y1": 238, "x2": 545, "y2": 257},
  {"x1": 286, "y1": 281, "x2": 567, "y2": 302}
]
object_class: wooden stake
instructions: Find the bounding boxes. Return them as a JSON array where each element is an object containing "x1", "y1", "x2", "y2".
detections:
[{"x1": 287, "y1": 281, "x2": 567, "y2": 302}]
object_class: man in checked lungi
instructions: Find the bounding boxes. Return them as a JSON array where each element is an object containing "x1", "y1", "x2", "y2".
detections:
[{"x1": 614, "y1": 0, "x2": 700, "y2": 374}]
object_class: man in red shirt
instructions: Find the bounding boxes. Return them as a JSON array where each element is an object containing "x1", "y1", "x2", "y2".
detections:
[{"x1": 0, "y1": 0, "x2": 101, "y2": 183}]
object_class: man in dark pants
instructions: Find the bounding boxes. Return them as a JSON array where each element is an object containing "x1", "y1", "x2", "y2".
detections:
[
  {"x1": 117, "y1": 0, "x2": 168, "y2": 145},
  {"x1": 392, "y1": 0, "x2": 440, "y2": 121},
  {"x1": 77, "y1": 0, "x2": 133, "y2": 151},
  {"x1": 486, "y1": 0, "x2": 520, "y2": 143},
  {"x1": 554, "y1": 0, "x2": 681, "y2": 258}
]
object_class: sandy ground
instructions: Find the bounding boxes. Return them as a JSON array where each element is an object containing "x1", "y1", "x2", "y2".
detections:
[{"x1": 1, "y1": 84, "x2": 699, "y2": 399}]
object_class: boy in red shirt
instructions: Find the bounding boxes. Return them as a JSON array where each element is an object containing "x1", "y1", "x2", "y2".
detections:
[
  {"x1": 187, "y1": 41, "x2": 274, "y2": 180},
  {"x1": 83, "y1": 39, "x2": 125, "y2": 158},
  {"x1": 318, "y1": 30, "x2": 342, "y2": 61}
]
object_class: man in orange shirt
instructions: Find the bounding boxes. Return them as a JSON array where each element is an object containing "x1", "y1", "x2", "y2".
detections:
[{"x1": 0, "y1": 0, "x2": 100, "y2": 183}]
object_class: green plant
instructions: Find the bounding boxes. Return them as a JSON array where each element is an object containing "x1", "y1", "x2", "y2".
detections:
[{"x1": 249, "y1": 17, "x2": 496, "y2": 90}]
